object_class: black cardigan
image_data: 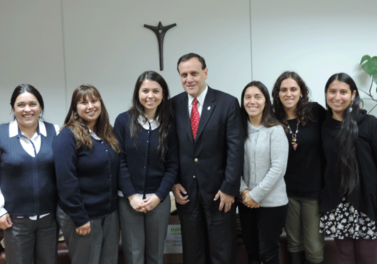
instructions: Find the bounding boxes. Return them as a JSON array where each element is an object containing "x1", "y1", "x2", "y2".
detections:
[
  {"x1": 113, "y1": 112, "x2": 178, "y2": 201},
  {"x1": 284, "y1": 102, "x2": 326, "y2": 199},
  {"x1": 319, "y1": 110, "x2": 377, "y2": 221},
  {"x1": 52, "y1": 127, "x2": 119, "y2": 227}
]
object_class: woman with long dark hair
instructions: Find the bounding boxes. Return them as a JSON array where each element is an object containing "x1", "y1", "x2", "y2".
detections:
[
  {"x1": 272, "y1": 72, "x2": 326, "y2": 264},
  {"x1": 0, "y1": 84, "x2": 59, "y2": 264},
  {"x1": 239, "y1": 81, "x2": 289, "y2": 264},
  {"x1": 319, "y1": 73, "x2": 377, "y2": 264},
  {"x1": 114, "y1": 71, "x2": 178, "y2": 264},
  {"x1": 52, "y1": 85, "x2": 120, "y2": 264}
]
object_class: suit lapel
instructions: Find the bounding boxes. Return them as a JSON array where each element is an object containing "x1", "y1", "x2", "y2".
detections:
[
  {"x1": 178, "y1": 93, "x2": 194, "y2": 142},
  {"x1": 196, "y1": 87, "x2": 216, "y2": 141}
]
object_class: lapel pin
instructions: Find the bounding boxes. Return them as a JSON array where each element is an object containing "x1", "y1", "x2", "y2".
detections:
[{"x1": 207, "y1": 106, "x2": 211, "y2": 110}]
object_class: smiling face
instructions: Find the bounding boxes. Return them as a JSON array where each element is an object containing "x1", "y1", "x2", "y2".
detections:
[
  {"x1": 279, "y1": 78, "x2": 302, "y2": 113},
  {"x1": 139, "y1": 79, "x2": 163, "y2": 119},
  {"x1": 76, "y1": 95, "x2": 102, "y2": 130},
  {"x1": 13, "y1": 92, "x2": 42, "y2": 131},
  {"x1": 178, "y1": 57, "x2": 208, "y2": 98},
  {"x1": 326, "y1": 80, "x2": 356, "y2": 120},
  {"x1": 243, "y1": 86, "x2": 266, "y2": 124}
]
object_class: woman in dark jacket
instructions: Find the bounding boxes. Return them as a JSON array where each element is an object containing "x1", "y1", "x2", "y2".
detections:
[
  {"x1": 114, "y1": 71, "x2": 178, "y2": 264},
  {"x1": 0, "y1": 84, "x2": 58, "y2": 264},
  {"x1": 53, "y1": 85, "x2": 120, "y2": 264},
  {"x1": 272, "y1": 72, "x2": 325, "y2": 264},
  {"x1": 319, "y1": 73, "x2": 377, "y2": 264}
]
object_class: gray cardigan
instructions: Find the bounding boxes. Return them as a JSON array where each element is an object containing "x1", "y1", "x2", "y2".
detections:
[{"x1": 240, "y1": 123, "x2": 289, "y2": 207}]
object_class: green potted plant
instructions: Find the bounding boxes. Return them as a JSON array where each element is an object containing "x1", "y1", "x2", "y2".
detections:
[{"x1": 360, "y1": 55, "x2": 377, "y2": 113}]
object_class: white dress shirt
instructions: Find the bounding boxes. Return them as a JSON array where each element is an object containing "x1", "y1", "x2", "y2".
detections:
[
  {"x1": 188, "y1": 85, "x2": 208, "y2": 117},
  {"x1": 0, "y1": 120, "x2": 59, "y2": 219}
]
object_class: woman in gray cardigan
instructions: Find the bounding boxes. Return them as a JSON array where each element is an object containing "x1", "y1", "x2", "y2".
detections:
[{"x1": 239, "y1": 81, "x2": 289, "y2": 264}]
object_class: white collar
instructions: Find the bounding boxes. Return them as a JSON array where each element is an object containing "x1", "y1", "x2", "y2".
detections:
[
  {"x1": 9, "y1": 119, "x2": 47, "y2": 138},
  {"x1": 89, "y1": 129, "x2": 101, "y2": 140},
  {"x1": 138, "y1": 115, "x2": 160, "y2": 130},
  {"x1": 248, "y1": 121, "x2": 264, "y2": 133},
  {"x1": 188, "y1": 85, "x2": 208, "y2": 106}
]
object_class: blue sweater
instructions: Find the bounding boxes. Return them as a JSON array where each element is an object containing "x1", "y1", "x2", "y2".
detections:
[
  {"x1": 0, "y1": 122, "x2": 57, "y2": 216},
  {"x1": 52, "y1": 127, "x2": 119, "y2": 227},
  {"x1": 113, "y1": 112, "x2": 178, "y2": 201}
]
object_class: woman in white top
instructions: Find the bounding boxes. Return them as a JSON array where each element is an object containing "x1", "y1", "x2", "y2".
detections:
[
  {"x1": 239, "y1": 81, "x2": 289, "y2": 264},
  {"x1": 0, "y1": 84, "x2": 59, "y2": 264}
]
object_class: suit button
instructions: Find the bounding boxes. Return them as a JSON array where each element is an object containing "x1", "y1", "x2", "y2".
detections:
[
  {"x1": 194, "y1": 158, "x2": 198, "y2": 162},
  {"x1": 193, "y1": 175, "x2": 196, "y2": 179}
]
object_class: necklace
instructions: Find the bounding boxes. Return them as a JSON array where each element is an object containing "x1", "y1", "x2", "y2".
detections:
[{"x1": 287, "y1": 120, "x2": 300, "y2": 151}]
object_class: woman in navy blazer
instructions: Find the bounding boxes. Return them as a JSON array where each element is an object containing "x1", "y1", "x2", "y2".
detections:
[
  {"x1": 114, "y1": 71, "x2": 178, "y2": 264},
  {"x1": 53, "y1": 85, "x2": 120, "y2": 264}
]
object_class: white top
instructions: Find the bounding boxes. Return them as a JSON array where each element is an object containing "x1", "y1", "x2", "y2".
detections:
[
  {"x1": 138, "y1": 115, "x2": 160, "y2": 131},
  {"x1": 188, "y1": 85, "x2": 208, "y2": 117},
  {"x1": 0, "y1": 120, "x2": 59, "y2": 219},
  {"x1": 117, "y1": 115, "x2": 160, "y2": 198},
  {"x1": 240, "y1": 123, "x2": 289, "y2": 207}
]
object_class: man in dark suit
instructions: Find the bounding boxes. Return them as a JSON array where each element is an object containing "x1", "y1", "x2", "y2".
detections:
[{"x1": 172, "y1": 53, "x2": 244, "y2": 264}]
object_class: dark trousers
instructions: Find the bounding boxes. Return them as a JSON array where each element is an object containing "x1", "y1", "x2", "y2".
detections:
[
  {"x1": 238, "y1": 203, "x2": 288, "y2": 264},
  {"x1": 57, "y1": 206, "x2": 120, "y2": 264},
  {"x1": 3, "y1": 214, "x2": 58, "y2": 264},
  {"x1": 119, "y1": 196, "x2": 171, "y2": 264},
  {"x1": 178, "y1": 189, "x2": 237, "y2": 264},
  {"x1": 334, "y1": 237, "x2": 377, "y2": 264}
]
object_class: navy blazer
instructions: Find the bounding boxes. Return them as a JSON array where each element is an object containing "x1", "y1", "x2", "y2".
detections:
[{"x1": 172, "y1": 87, "x2": 244, "y2": 213}]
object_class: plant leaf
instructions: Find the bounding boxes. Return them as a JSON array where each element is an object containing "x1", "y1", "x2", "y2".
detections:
[{"x1": 360, "y1": 55, "x2": 377, "y2": 81}]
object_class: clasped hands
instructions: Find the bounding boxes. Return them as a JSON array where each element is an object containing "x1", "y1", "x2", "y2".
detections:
[
  {"x1": 240, "y1": 189, "x2": 259, "y2": 208},
  {"x1": 128, "y1": 194, "x2": 161, "y2": 213},
  {"x1": 172, "y1": 184, "x2": 235, "y2": 213}
]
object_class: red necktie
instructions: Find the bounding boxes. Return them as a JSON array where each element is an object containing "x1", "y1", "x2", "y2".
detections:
[{"x1": 191, "y1": 99, "x2": 200, "y2": 140}]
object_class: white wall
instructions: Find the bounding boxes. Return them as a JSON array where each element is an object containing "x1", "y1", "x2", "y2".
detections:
[
  {"x1": 250, "y1": 0, "x2": 377, "y2": 114},
  {"x1": 0, "y1": 0, "x2": 66, "y2": 124},
  {"x1": 1, "y1": 0, "x2": 377, "y2": 126},
  {"x1": 0, "y1": 0, "x2": 251, "y2": 125}
]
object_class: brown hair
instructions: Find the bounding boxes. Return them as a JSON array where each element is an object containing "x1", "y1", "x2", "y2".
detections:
[
  {"x1": 130, "y1": 71, "x2": 174, "y2": 159},
  {"x1": 272, "y1": 71, "x2": 313, "y2": 126},
  {"x1": 241, "y1": 81, "x2": 280, "y2": 140},
  {"x1": 63, "y1": 85, "x2": 119, "y2": 152}
]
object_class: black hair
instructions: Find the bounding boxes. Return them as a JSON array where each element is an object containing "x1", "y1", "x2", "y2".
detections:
[
  {"x1": 272, "y1": 71, "x2": 313, "y2": 126},
  {"x1": 177, "y1": 53, "x2": 206, "y2": 73},
  {"x1": 241, "y1": 81, "x2": 280, "y2": 140},
  {"x1": 325, "y1": 73, "x2": 361, "y2": 196},
  {"x1": 130, "y1": 71, "x2": 174, "y2": 159},
  {"x1": 10, "y1": 84, "x2": 44, "y2": 117}
]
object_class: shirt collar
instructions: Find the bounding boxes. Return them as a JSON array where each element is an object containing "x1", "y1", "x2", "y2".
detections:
[
  {"x1": 89, "y1": 129, "x2": 101, "y2": 141},
  {"x1": 248, "y1": 121, "x2": 264, "y2": 133},
  {"x1": 138, "y1": 115, "x2": 160, "y2": 130},
  {"x1": 9, "y1": 120, "x2": 46, "y2": 138},
  {"x1": 188, "y1": 85, "x2": 208, "y2": 106}
]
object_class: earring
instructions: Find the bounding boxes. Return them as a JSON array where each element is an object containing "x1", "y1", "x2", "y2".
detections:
[
  {"x1": 300, "y1": 95, "x2": 303, "y2": 99},
  {"x1": 349, "y1": 100, "x2": 353, "y2": 113}
]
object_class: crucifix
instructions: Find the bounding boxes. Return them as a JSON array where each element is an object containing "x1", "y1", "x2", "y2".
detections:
[{"x1": 144, "y1": 21, "x2": 177, "y2": 71}]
